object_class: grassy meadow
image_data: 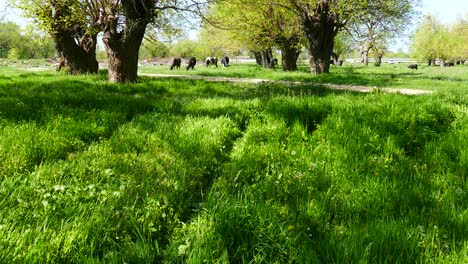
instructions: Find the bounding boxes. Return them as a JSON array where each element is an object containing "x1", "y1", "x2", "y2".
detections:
[
  {"x1": 0, "y1": 62, "x2": 468, "y2": 263},
  {"x1": 139, "y1": 61, "x2": 468, "y2": 92}
]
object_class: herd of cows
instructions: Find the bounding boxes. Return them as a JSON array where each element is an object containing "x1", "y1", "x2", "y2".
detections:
[
  {"x1": 170, "y1": 57, "x2": 463, "y2": 72},
  {"x1": 408, "y1": 61, "x2": 461, "y2": 70},
  {"x1": 170, "y1": 56, "x2": 230, "y2": 70}
]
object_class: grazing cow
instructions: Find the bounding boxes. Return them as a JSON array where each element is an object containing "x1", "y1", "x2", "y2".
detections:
[
  {"x1": 221, "y1": 56, "x2": 230, "y2": 67},
  {"x1": 443, "y1": 62, "x2": 455, "y2": 67},
  {"x1": 56, "y1": 57, "x2": 65, "y2": 72},
  {"x1": 408, "y1": 64, "x2": 418, "y2": 70},
  {"x1": 205, "y1": 57, "x2": 218, "y2": 67},
  {"x1": 271, "y1": 58, "x2": 278, "y2": 68},
  {"x1": 186, "y1": 57, "x2": 197, "y2": 70},
  {"x1": 170, "y1": 57, "x2": 181, "y2": 70}
]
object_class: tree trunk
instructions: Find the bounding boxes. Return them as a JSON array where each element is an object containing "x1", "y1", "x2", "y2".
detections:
[
  {"x1": 54, "y1": 33, "x2": 99, "y2": 74},
  {"x1": 253, "y1": 51, "x2": 263, "y2": 66},
  {"x1": 360, "y1": 44, "x2": 372, "y2": 66},
  {"x1": 374, "y1": 55, "x2": 382, "y2": 67},
  {"x1": 253, "y1": 49, "x2": 275, "y2": 68},
  {"x1": 302, "y1": 3, "x2": 339, "y2": 74},
  {"x1": 307, "y1": 35, "x2": 334, "y2": 74},
  {"x1": 427, "y1": 59, "x2": 432, "y2": 66},
  {"x1": 260, "y1": 49, "x2": 274, "y2": 68},
  {"x1": 281, "y1": 46, "x2": 299, "y2": 71},
  {"x1": 103, "y1": 20, "x2": 148, "y2": 83},
  {"x1": 51, "y1": 3, "x2": 98, "y2": 75}
]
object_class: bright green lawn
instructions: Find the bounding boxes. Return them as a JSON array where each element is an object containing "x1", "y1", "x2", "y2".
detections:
[{"x1": 0, "y1": 65, "x2": 467, "y2": 263}]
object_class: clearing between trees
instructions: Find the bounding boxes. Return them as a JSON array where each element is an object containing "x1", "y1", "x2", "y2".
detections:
[{"x1": 140, "y1": 72, "x2": 433, "y2": 95}]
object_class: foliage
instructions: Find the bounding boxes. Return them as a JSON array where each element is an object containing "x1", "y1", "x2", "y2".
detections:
[
  {"x1": 169, "y1": 39, "x2": 201, "y2": 58},
  {"x1": 0, "y1": 22, "x2": 55, "y2": 59},
  {"x1": 410, "y1": 14, "x2": 467, "y2": 62},
  {"x1": 140, "y1": 40, "x2": 170, "y2": 59},
  {"x1": 346, "y1": 0, "x2": 420, "y2": 65},
  {"x1": 207, "y1": 0, "x2": 303, "y2": 53},
  {"x1": 333, "y1": 31, "x2": 354, "y2": 59},
  {"x1": 450, "y1": 14, "x2": 468, "y2": 61},
  {"x1": 195, "y1": 24, "x2": 246, "y2": 58}
]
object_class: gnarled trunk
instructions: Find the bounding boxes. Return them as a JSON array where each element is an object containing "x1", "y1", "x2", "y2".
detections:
[
  {"x1": 302, "y1": 3, "x2": 339, "y2": 74},
  {"x1": 253, "y1": 49, "x2": 275, "y2": 68},
  {"x1": 253, "y1": 51, "x2": 263, "y2": 66},
  {"x1": 281, "y1": 46, "x2": 299, "y2": 71},
  {"x1": 307, "y1": 33, "x2": 334, "y2": 74},
  {"x1": 103, "y1": 20, "x2": 148, "y2": 83},
  {"x1": 51, "y1": 2, "x2": 98, "y2": 75},
  {"x1": 54, "y1": 33, "x2": 98, "y2": 74}
]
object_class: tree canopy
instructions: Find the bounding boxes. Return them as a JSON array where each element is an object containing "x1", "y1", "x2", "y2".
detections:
[
  {"x1": 0, "y1": 22, "x2": 55, "y2": 59},
  {"x1": 410, "y1": 13, "x2": 467, "y2": 64}
]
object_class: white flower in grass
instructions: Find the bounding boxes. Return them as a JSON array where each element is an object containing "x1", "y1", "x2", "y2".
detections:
[{"x1": 53, "y1": 185, "x2": 65, "y2": 191}]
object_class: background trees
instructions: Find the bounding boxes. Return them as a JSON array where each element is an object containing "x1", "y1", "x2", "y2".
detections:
[
  {"x1": 346, "y1": 0, "x2": 418, "y2": 66},
  {"x1": 5, "y1": 0, "x2": 436, "y2": 80},
  {"x1": 0, "y1": 22, "x2": 55, "y2": 59},
  {"x1": 410, "y1": 14, "x2": 467, "y2": 65},
  {"x1": 451, "y1": 15, "x2": 468, "y2": 62},
  {"x1": 206, "y1": 0, "x2": 304, "y2": 71}
]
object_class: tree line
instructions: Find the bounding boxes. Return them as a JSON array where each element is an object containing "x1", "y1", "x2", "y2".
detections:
[
  {"x1": 0, "y1": 22, "x2": 55, "y2": 60},
  {"x1": 8, "y1": 0, "x2": 465, "y2": 83},
  {"x1": 410, "y1": 13, "x2": 467, "y2": 66}
]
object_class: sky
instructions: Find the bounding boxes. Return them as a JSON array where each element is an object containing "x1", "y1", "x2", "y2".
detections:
[
  {"x1": 389, "y1": 0, "x2": 468, "y2": 52},
  {"x1": 1, "y1": 0, "x2": 467, "y2": 52}
]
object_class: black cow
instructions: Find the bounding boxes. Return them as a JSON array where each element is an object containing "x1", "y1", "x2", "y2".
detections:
[
  {"x1": 186, "y1": 57, "x2": 197, "y2": 70},
  {"x1": 271, "y1": 58, "x2": 278, "y2": 68},
  {"x1": 221, "y1": 56, "x2": 230, "y2": 67},
  {"x1": 444, "y1": 62, "x2": 455, "y2": 67},
  {"x1": 170, "y1": 57, "x2": 181, "y2": 70},
  {"x1": 408, "y1": 64, "x2": 418, "y2": 70},
  {"x1": 205, "y1": 57, "x2": 218, "y2": 67}
]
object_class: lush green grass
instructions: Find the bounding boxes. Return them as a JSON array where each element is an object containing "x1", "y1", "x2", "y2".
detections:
[
  {"x1": 0, "y1": 66, "x2": 467, "y2": 263},
  {"x1": 139, "y1": 61, "x2": 468, "y2": 92}
]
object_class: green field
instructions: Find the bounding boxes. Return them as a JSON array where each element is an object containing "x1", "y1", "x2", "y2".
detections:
[
  {"x1": 139, "y1": 61, "x2": 468, "y2": 92},
  {"x1": 0, "y1": 63, "x2": 468, "y2": 263}
]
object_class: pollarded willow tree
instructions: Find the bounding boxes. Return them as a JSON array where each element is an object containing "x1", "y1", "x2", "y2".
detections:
[
  {"x1": 208, "y1": 0, "x2": 304, "y2": 71},
  {"x1": 18, "y1": 0, "x2": 100, "y2": 74},
  {"x1": 93, "y1": 0, "x2": 204, "y2": 83},
  {"x1": 282, "y1": 0, "x2": 420, "y2": 74}
]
